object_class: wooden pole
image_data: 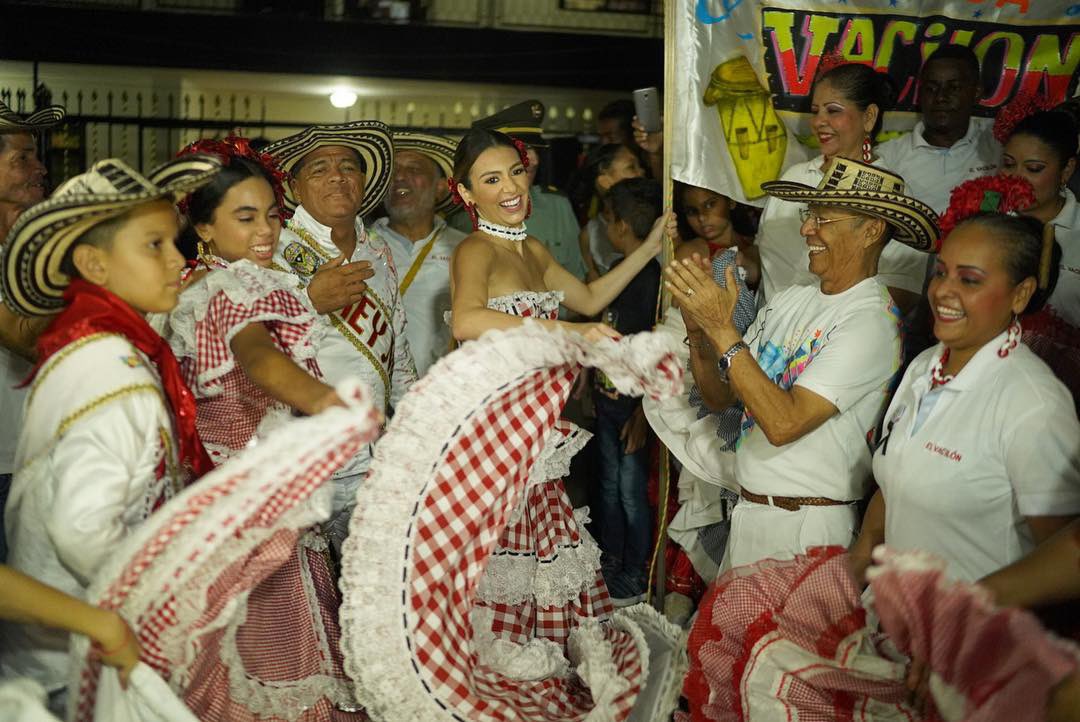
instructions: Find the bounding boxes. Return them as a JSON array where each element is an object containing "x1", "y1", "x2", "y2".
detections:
[{"x1": 647, "y1": 0, "x2": 679, "y2": 612}]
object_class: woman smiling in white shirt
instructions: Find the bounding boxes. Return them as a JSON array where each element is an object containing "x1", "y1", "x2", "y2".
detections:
[{"x1": 850, "y1": 195, "x2": 1080, "y2": 584}]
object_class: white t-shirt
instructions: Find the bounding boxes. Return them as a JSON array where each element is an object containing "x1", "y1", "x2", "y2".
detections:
[
  {"x1": 0, "y1": 347, "x2": 30, "y2": 475},
  {"x1": 876, "y1": 118, "x2": 1000, "y2": 216},
  {"x1": 874, "y1": 335, "x2": 1080, "y2": 583},
  {"x1": 370, "y1": 217, "x2": 465, "y2": 377},
  {"x1": 734, "y1": 278, "x2": 901, "y2": 501},
  {"x1": 757, "y1": 155, "x2": 929, "y2": 304},
  {"x1": 1047, "y1": 188, "x2": 1080, "y2": 327}
]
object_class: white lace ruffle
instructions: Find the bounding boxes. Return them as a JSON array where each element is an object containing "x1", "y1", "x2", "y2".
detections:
[
  {"x1": 73, "y1": 379, "x2": 381, "y2": 722},
  {"x1": 339, "y1": 321, "x2": 682, "y2": 722},
  {"x1": 486, "y1": 290, "x2": 565, "y2": 317},
  {"x1": 471, "y1": 606, "x2": 571, "y2": 681},
  {"x1": 527, "y1": 422, "x2": 592, "y2": 489},
  {"x1": 164, "y1": 259, "x2": 327, "y2": 397},
  {"x1": 476, "y1": 514, "x2": 603, "y2": 607},
  {"x1": 611, "y1": 604, "x2": 688, "y2": 722}
]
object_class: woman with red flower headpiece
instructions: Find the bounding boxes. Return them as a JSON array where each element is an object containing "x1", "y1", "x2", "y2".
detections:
[
  {"x1": 154, "y1": 138, "x2": 363, "y2": 721},
  {"x1": 682, "y1": 175, "x2": 1080, "y2": 722},
  {"x1": 996, "y1": 104, "x2": 1080, "y2": 407}
]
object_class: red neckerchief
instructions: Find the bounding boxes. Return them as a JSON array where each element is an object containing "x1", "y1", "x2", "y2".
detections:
[{"x1": 27, "y1": 278, "x2": 213, "y2": 480}]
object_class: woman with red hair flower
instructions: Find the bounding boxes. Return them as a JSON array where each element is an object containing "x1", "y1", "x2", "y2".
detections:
[{"x1": 995, "y1": 99, "x2": 1080, "y2": 406}]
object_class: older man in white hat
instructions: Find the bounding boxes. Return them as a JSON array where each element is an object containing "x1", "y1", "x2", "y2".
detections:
[
  {"x1": 0, "y1": 99, "x2": 65, "y2": 565},
  {"x1": 667, "y1": 158, "x2": 939, "y2": 570},
  {"x1": 267, "y1": 120, "x2": 416, "y2": 553},
  {"x1": 369, "y1": 131, "x2": 465, "y2": 376}
]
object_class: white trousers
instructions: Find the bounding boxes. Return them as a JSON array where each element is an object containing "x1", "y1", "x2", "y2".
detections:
[{"x1": 721, "y1": 500, "x2": 858, "y2": 572}]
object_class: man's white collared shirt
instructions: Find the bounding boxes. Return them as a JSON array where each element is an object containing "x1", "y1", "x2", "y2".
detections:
[
  {"x1": 876, "y1": 118, "x2": 1000, "y2": 215},
  {"x1": 369, "y1": 216, "x2": 465, "y2": 376}
]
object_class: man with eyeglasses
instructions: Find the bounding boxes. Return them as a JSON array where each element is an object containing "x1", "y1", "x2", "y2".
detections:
[
  {"x1": 267, "y1": 121, "x2": 417, "y2": 555},
  {"x1": 665, "y1": 158, "x2": 938, "y2": 571}
]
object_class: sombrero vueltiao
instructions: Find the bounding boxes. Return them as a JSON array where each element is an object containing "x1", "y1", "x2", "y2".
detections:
[
  {"x1": 0, "y1": 99, "x2": 65, "y2": 132},
  {"x1": 391, "y1": 131, "x2": 458, "y2": 213},
  {"x1": 265, "y1": 120, "x2": 393, "y2": 219},
  {"x1": 761, "y1": 157, "x2": 941, "y2": 252},
  {"x1": 1, "y1": 156, "x2": 222, "y2": 317}
]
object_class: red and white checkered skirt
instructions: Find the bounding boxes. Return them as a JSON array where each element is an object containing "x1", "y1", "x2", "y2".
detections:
[
  {"x1": 342, "y1": 322, "x2": 686, "y2": 722},
  {"x1": 69, "y1": 384, "x2": 381, "y2": 722}
]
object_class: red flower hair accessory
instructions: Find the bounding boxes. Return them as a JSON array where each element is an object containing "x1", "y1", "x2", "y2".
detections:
[
  {"x1": 938, "y1": 173, "x2": 1036, "y2": 239},
  {"x1": 817, "y1": 48, "x2": 851, "y2": 78},
  {"x1": 176, "y1": 136, "x2": 292, "y2": 220},
  {"x1": 447, "y1": 176, "x2": 465, "y2": 206},
  {"x1": 993, "y1": 93, "x2": 1055, "y2": 145},
  {"x1": 511, "y1": 138, "x2": 530, "y2": 168}
]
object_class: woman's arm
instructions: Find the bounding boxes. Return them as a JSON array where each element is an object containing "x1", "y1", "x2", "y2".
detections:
[
  {"x1": 0, "y1": 565, "x2": 139, "y2": 682},
  {"x1": 548, "y1": 213, "x2": 669, "y2": 317},
  {"x1": 980, "y1": 516, "x2": 1080, "y2": 609},
  {"x1": 578, "y1": 226, "x2": 601, "y2": 282},
  {"x1": 230, "y1": 324, "x2": 342, "y2": 415},
  {"x1": 848, "y1": 489, "x2": 887, "y2": 584}
]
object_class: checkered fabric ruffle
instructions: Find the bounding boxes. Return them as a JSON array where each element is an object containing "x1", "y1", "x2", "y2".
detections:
[
  {"x1": 69, "y1": 381, "x2": 380, "y2": 722},
  {"x1": 683, "y1": 546, "x2": 916, "y2": 722},
  {"x1": 341, "y1": 320, "x2": 685, "y2": 722},
  {"x1": 164, "y1": 259, "x2": 325, "y2": 453}
]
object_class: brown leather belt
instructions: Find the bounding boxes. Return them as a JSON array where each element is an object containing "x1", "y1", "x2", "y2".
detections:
[{"x1": 739, "y1": 488, "x2": 854, "y2": 512}]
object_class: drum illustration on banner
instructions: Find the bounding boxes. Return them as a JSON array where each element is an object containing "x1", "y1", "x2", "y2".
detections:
[{"x1": 703, "y1": 56, "x2": 788, "y2": 201}]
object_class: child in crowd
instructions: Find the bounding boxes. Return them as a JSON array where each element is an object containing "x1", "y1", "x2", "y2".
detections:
[
  {"x1": 0, "y1": 156, "x2": 220, "y2": 707},
  {"x1": 159, "y1": 138, "x2": 357, "y2": 721},
  {"x1": 570, "y1": 143, "x2": 647, "y2": 279},
  {"x1": 674, "y1": 182, "x2": 738, "y2": 262},
  {"x1": 593, "y1": 177, "x2": 663, "y2": 605}
]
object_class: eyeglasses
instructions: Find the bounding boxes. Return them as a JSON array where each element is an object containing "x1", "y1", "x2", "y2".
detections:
[{"x1": 799, "y1": 208, "x2": 860, "y2": 229}]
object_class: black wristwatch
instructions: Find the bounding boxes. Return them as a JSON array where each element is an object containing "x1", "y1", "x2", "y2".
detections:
[{"x1": 718, "y1": 340, "x2": 749, "y2": 370}]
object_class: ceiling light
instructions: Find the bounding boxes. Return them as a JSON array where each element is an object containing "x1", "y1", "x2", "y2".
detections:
[{"x1": 330, "y1": 90, "x2": 358, "y2": 108}]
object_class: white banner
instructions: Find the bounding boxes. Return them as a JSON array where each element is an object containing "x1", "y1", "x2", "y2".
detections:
[{"x1": 670, "y1": 0, "x2": 1080, "y2": 205}]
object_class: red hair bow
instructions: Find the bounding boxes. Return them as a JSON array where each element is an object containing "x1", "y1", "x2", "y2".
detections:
[{"x1": 176, "y1": 136, "x2": 292, "y2": 220}]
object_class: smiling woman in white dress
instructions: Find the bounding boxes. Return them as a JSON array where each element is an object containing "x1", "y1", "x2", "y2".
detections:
[{"x1": 447, "y1": 126, "x2": 666, "y2": 677}]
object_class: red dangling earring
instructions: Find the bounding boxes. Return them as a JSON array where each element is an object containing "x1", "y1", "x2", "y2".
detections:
[
  {"x1": 466, "y1": 202, "x2": 479, "y2": 231},
  {"x1": 524, "y1": 196, "x2": 532, "y2": 221},
  {"x1": 862, "y1": 135, "x2": 873, "y2": 163},
  {"x1": 998, "y1": 316, "x2": 1022, "y2": 358}
]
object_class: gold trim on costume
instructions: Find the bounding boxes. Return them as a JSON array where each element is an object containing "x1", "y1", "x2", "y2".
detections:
[
  {"x1": 327, "y1": 314, "x2": 391, "y2": 409},
  {"x1": 27, "y1": 332, "x2": 119, "y2": 408},
  {"x1": 56, "y1": 383, "x2": 164, "y2": 438}
]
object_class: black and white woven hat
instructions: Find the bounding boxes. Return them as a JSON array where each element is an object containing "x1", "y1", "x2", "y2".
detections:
[
  {"x1": 0, "y1": 99, "x2": 65, "y2": 132},
  {"x1": 265, "y1": 120, "x2": 394, "y2": 219},
  {"x1": 391, "y1": 131, "x2": 458, "y2": 213},
  {"x1": 761, "y1": 157, "x2": 941, "y2": 252},
  {"x1": 2, "y1": 156, "x2": 221, "y2": 316}
]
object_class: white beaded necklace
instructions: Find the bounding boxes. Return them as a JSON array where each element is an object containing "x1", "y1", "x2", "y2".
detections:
[{"x1": 477, "y1": 217, "x2": 527, "y2": 242}]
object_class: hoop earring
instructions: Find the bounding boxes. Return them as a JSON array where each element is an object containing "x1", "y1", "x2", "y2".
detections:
[
  {"x1": 998, "y1": 315, "x2": 1021, "y2": 358},
  {"x1": 862, "y1": 135, "x2": 873, "y2": 163}
]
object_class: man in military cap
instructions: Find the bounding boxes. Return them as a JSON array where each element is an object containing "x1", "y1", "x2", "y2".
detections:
[{"x1": 449, "y1": 100, "x2": 588, "y2": 281}]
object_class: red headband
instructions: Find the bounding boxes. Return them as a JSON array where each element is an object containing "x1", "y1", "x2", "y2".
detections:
[{"x1": 176, "y1": 136, "x2": 292, "y2": 220}]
